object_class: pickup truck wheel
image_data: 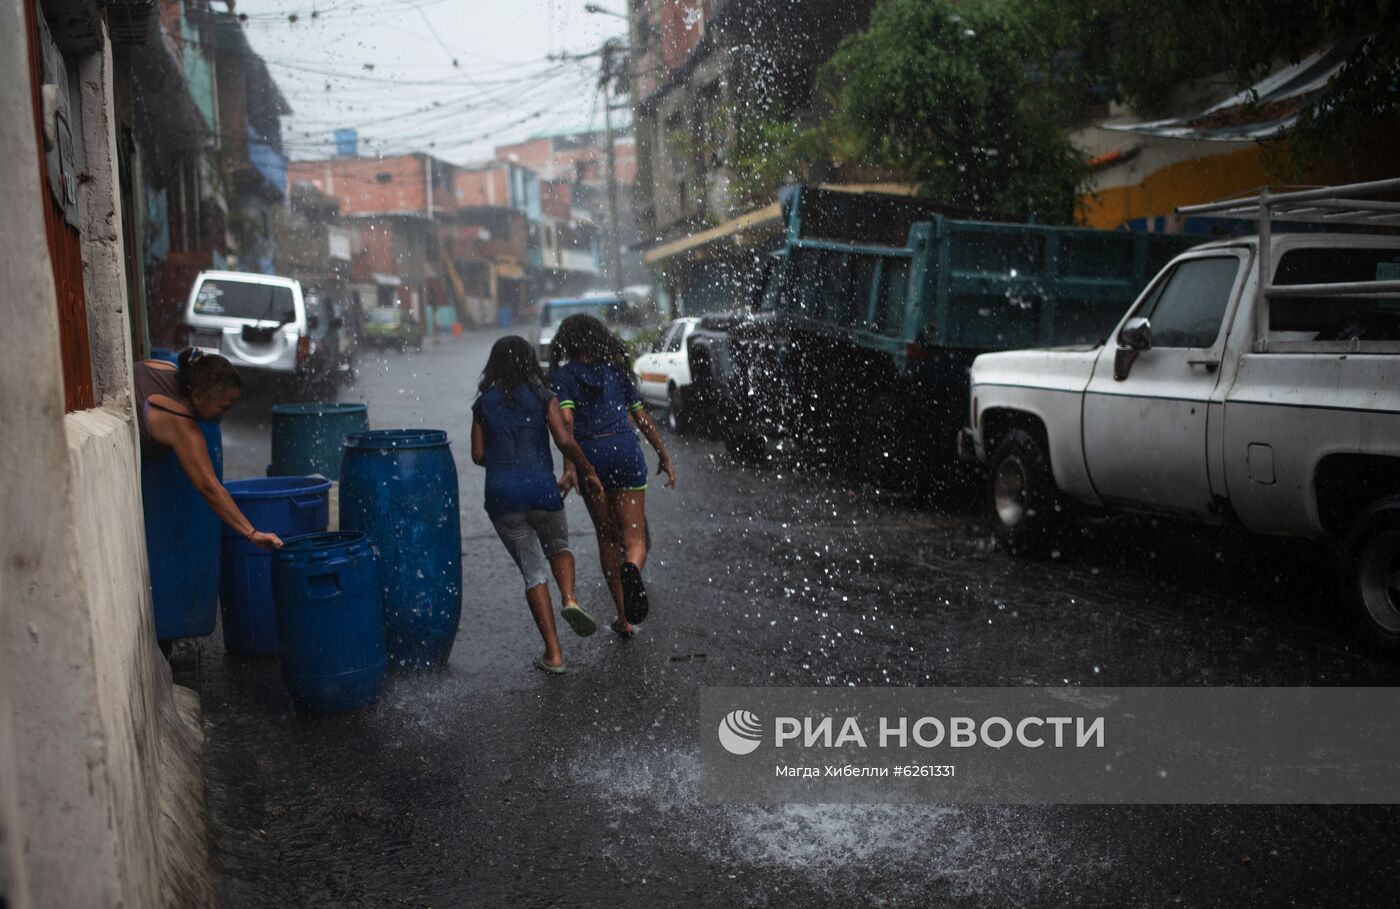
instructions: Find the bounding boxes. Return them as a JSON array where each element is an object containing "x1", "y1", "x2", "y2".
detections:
[
  {"x1": 1342, "y1": 496, "x2": 1400, "y2": 644},
  {"x1": 988, "y1": 428, "x2": 1066, "y2": 556}
]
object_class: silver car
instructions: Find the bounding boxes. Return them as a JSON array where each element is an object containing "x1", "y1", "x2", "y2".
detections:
[
  {"x1": 182, "y1": 271, "x2": 308, "y2": 377},
  {"x1": 531, "y1": 295, "x2": 631, "y2": 366}
]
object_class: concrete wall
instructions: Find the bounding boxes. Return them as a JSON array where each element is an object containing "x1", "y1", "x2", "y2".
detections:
[{"x1": 0, "y1": 3, "x2": 214, "y2": 906}]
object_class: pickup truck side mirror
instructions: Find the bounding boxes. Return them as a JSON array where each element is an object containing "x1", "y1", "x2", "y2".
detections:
[{"x1": 1114, "y1": 317, "x2": 1152, "y2": 381}]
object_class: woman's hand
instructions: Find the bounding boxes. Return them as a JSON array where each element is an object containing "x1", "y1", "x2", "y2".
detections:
[
  {"x1": 657, "y1": 453, "x2": 678, "y2": 489},
  {"x1": 249, "y1": 530, "x2": 284, "y2": 550},
  {"x1": 558, "y1": 466, "x2": 578, "y2": 499},
  {"x1": 581, "y1": 467, "x2": 605, "y2": 498}
]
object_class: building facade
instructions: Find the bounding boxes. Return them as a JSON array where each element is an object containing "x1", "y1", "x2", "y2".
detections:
[{"x1": 3, "y1": 1, "x2": 216, "y2": 905}]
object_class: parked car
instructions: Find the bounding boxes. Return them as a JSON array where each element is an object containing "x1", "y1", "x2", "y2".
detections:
[
  {"x1": 182, "y1": 270, "x2": 312, "y2": 382},
  {"x1": 532, "y1": 295, "x2": 628, "y2": 365},
  {"x1": 362, "y1": 306, "x2": 423, "y2": 352},
  {"x1": 299, "y1": 287, "x2": 344, "y2": 390},
  {"x1": 684, "y1": 311, "x2": 792, "y2": 458},
  {"x1": 960, "y1": 180, "x2": 1400, "y2": 644},
  {"x1": 633, "y1": 317, "x2": 700, "y2": 430}
]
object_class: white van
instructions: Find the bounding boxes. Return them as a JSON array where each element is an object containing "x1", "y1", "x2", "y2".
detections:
[{"x1": 181, "y1": 271, "x2": 309, "y2": 377}]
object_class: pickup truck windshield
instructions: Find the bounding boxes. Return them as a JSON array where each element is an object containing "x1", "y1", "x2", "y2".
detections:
[{"x1": 194, "y1": 280, "x2": 295, "y2": 322}]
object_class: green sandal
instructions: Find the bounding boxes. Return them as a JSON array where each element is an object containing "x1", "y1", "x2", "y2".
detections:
[
  {"x1": 533, "y1": 656, "x2": 567, "y2": 675},
  {"x1": 560, "y1": 602, "x2": 598, "y2": 637}
]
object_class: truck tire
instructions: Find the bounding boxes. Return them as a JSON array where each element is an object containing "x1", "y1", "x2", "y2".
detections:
[
  {"x1": 1341, "y1": 496, "x2": 1400, "y2": 645},
  {"x1": 987, "y1": 427, "x2": 1067, "y2": 556}
]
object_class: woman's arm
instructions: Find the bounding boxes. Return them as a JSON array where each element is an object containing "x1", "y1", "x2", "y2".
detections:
[
  {"x1": 547, "y1": 399, "x2": 603, "y2": 497},
  {"x1": 152, "y1": 409, "x2": 283, "y2": 549},
  {"x1": 630, "y1": 407, "x2": 677, "y2": 488},
  {"x1": 470, "y1": 416, "x2": 487, "y2": 466}
]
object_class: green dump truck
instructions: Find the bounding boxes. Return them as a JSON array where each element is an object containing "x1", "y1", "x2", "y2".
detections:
[{"x1": 698, "y1": 186, "x2": 1199, "y2": 491}]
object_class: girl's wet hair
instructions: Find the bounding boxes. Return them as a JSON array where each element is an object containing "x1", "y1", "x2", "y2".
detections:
[
  {"x1": 177, "y1": 348, "x2": 241, "y2": 397},
  {"x1": 479, "y1": 335, "x2": 551, "y2": 404},
  {"x1": 548, "y1": 313, "x2": 631, "y2": 373}
]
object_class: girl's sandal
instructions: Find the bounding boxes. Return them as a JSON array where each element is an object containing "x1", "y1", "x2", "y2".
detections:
[{"x1": 610, "y1": 620, "x2": 636, "y2": 640}]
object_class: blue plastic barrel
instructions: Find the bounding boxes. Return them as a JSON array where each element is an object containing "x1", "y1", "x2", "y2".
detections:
[
  {"x1": 143, "y1": 419, "x2": 223, "y2": 639},
  {"x1": 271, "y1": 531, "x2": 386, "y2": 712},
  {"x1": 219, "y1": 476, "x2": 333, "y2": 655},
  {"x1": 340, "y1": 429, "x2": 462, "y2": 669},
  {"x1": 269, "y1": 402, "x2": 369, "y2": 481}
]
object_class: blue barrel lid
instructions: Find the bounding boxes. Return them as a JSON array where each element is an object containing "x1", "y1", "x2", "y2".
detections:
[
  {"x1": 224, "y1": 476, "x2": 333, "y2": 500},
  {"x1": 274, "y1": 531, "x2": 371, "y2": 565},
  {"x1": 271, "y1": 402, "x2": 369, "y2": 417},
  {"x1": 344, "y1": 429, "x2": 450, "y2": 450}
]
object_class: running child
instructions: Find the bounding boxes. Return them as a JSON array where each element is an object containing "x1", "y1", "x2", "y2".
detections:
[
  {"x1": 471, "y1": 335, "x2": 604, "y2": 674},
  {"x1": 549, "y1": 314, "x2": 676, "y2": 637}
]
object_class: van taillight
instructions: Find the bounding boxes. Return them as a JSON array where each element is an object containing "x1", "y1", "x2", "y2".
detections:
[{"x1": 297, "y1": 334, "x2": 310, "y2": 365}]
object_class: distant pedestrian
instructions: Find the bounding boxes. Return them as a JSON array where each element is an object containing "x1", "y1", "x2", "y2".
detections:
[
  {"x1": 549, "y1": 314, "x2": 676, "y2": 637},
  {"x1": 471, "y1": 335, "x2": 604, "y2": 674}
]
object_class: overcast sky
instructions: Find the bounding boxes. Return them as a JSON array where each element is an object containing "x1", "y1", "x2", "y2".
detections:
[{"x1": 235, "y1": 0, "x2": 630, "y2": 165}]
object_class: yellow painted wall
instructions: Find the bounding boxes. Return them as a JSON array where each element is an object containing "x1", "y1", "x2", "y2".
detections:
[{"x1": 1078, "y1": 141, "x2": 1366, "y2": 230}]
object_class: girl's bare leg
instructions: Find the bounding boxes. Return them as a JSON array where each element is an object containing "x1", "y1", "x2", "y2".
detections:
[
  {"x1": 525, "y1": 583, "x2": 564, "y2": 667},
  {"x1": 610, "y1": 490, "x2": 648, "y2": 569},
  {"x1": 582, "y1": 483, "x2": 628, "y2": 627}
]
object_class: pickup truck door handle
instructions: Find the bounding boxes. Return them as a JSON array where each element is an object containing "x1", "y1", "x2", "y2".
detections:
[{"x1": 1187, "y1": 358, "x2": 1220, "y2": 372}]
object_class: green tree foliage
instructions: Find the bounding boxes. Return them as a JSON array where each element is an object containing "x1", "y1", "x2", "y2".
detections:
[{"x1": 819, "y1": 0, "x2": 1089, "y2": 223}]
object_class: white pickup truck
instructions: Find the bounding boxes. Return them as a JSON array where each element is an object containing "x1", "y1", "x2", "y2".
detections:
[{"x1": 960, "y1": 181, "x2": 1400, "y2": 644}]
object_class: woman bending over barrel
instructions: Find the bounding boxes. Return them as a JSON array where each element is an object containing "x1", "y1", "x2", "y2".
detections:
[
  {"x1": 548, "y1": 314, "x2": 676, "y2": 637},
  {"x1": 136, "y1": 349, "x2": 284, "y2": 551}
]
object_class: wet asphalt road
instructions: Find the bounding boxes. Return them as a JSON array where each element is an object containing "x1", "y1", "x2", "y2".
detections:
[{"x1": 188, "y1": 328, "x2": 1400, "y2": 908}]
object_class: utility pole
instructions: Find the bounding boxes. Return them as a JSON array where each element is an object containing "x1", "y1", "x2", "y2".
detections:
[{"x1": 602, "y1": 40, "x2": 624, "y2": 295}]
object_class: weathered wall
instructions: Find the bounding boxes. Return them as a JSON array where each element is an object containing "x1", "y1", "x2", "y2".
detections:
[{"x1": 1, "y1": 2, "x2": 214, "y2": 905}]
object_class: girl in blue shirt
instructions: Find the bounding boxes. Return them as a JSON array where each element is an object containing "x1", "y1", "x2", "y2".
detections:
[
  {"x1": 550, "y1": 314, "x2": 676, "y2": 636},
  {"x1": 471, "y1": 335, "x2": 603, "y2": 673}
]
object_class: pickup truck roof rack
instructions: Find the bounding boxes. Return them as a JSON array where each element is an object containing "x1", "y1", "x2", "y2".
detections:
[{"x1": 1176, "y1": 177, "x2": 1400, "y2": 306}]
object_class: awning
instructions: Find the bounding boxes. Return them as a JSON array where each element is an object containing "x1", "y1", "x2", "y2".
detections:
[
  {"x1": 1103, "y1": 43, "x2": 1356, "y2": 141},
  {"x1": 643, "y1": 202, "x2": 783, "y2": 266}
]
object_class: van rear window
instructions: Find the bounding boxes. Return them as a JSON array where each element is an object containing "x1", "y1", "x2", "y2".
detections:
[{"x1": 194, "y1": 280, "x2": 295, "y2": 322}]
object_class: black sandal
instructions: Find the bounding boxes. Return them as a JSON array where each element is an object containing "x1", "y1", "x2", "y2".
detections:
[
  {"x1": 620, "y1": 561, "x2": 649, "y2": 624},
  {"x1": 610, "y1": 620, "x2": 636, "y2": 639}
]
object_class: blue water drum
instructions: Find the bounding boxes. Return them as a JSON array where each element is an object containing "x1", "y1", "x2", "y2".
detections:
[
  {"x1": 269, "y1": 402, "x2": 369, "y2": 481},
  {"x1": 340, "y1": 429, "x2": 462, "y2": 669},
  {"x1": 143, "y1": 419, "x2": 223, "y2": 639},
  {"x1": 271, "y1": 531, "x2": 386, "y2": 712},
  {"x1": 219, "y1": 476, "x2": 333, "y2": 656}
]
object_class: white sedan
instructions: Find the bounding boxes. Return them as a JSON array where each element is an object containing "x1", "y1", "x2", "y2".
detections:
[{"x1": 633, "y1": 317, "x2": 699, "y2": 430}]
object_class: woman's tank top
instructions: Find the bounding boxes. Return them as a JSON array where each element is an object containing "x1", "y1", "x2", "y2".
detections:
[{"x1": 134, "y1": 362, "x2": 197, "y2": 459}]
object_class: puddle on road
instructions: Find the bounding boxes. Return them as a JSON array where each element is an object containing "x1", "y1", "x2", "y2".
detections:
[{"x1": 568, "y1": 742, "x2": 1100, "y2": 905}]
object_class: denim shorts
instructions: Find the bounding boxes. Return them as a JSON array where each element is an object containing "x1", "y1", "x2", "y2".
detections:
[
  {"x1": 491, "y1": 508, "x2": 570, "y2": 590},
  {"x1": 579, "y1": 434, "x2": 649, "y2": 491}
]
